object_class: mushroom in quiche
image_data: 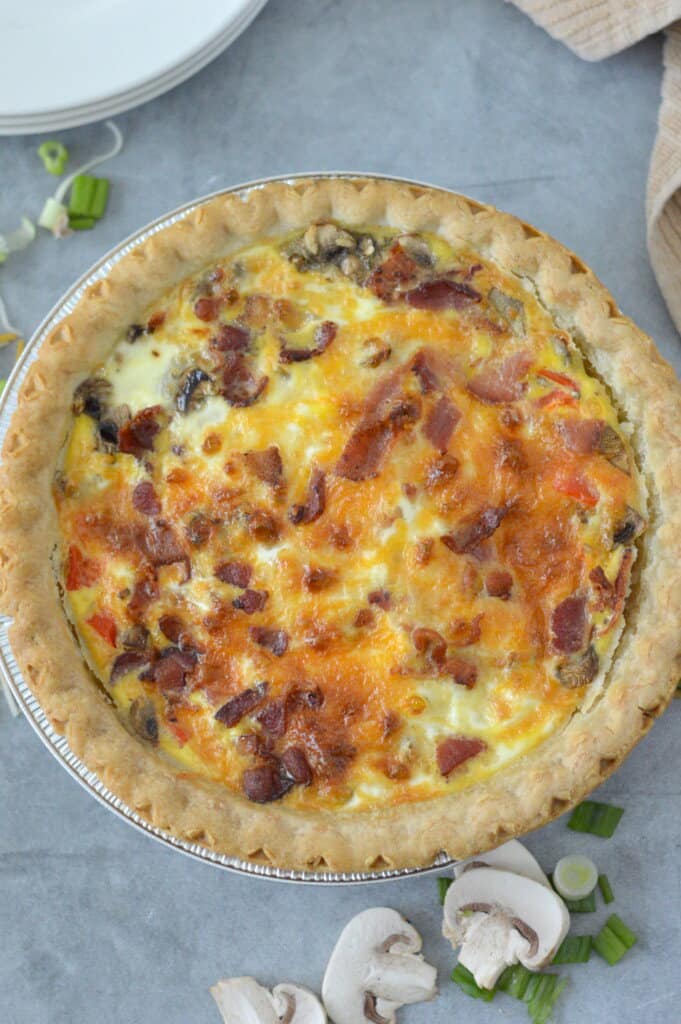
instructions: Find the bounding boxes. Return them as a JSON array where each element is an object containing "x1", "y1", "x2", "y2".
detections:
[
  {"x1": 210, "y1": 976, "x2": 326, "y2": 1024},
  {"x1": 453, "y1": 838, "x2": 551, "y2": 889},
  {"x1": 321, "y1": 907, "x2": 437, "y2": 1024},
  {"x1": 442, "y1": 866, "x2": 569, "y2": 989}
]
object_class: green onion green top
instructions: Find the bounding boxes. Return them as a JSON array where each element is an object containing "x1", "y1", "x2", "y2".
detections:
[{"x1": 567, "y1": 800, "x2": 624, "y2": 837}]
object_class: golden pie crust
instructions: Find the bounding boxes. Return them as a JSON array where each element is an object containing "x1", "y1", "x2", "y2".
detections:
[{"x1": 1, "y1": 177, "x2": 680, "y2": 873}]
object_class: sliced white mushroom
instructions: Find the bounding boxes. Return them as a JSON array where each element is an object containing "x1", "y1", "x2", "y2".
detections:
[
  {"x1": 211, "y1": 977, "x2": 326, "y2": 1024},
  {"x1": 443, "y1": 866, "x2": 569, "y2": 989},
  {"x1": 322, "y1": 907, "x2": 437, "y2": 1024},
  {"x1": 453, "y1": 838, "x2": 551, "y2": 889}
]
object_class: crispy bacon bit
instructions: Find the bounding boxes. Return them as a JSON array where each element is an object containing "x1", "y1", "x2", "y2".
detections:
[
  {"x1": 423, "y1": 395, "x2": 460, "y2": 451},
  {"x1": 411, "y1": 349, "x2": 441, "y2": 393},
  {"x1": 244, "y1": 446, "x2": 283, "y2": 488},
  {"x1": 194, "y1": 296, "x2": 221, "y2": 321},
  {"x1": 425, "y1": 453, "x2": 460, "y2": 489},
  {"x1": 158, "y1": 614, "x2": 185, "y2": 644},
  {"x1": 449, "y1": 614, "x2": 483, "y2": 647},
  {"x1": 289, "y1": 468, "x2": 326, "y2": 524},
  {"x1": 247, "y1": 510, "x2": 280, "y2": 544},
  {"x1": 551, "y1": 594, "x2": 587, "y2": 653},
  {"x1": 467, "y1": 352, "x2": 533, "y2": 404},
  {"x1": 367, "y1": 243, "x2": 419, "y2": 301},
  {"x1": 437, "y1": 736, "x2": 486, "y2": 775},
  {"x1": 446, "y1": 656, "x2": 478, "y2": 688},
  {"x1": 405, "y1": 278, "x2": 482, "y2": 311},
  {"x1": 110, "y1": 651, "x2": 150, "y2": 684},
  {"x1": 215, "y1": 681, "x2": 268, "y2": 727},
  {"x1": 186, "y1": 512, "x2": 212, "y2": 547},
  {"x1": 143, "y1": 521, "x2": 186, "y2": 567},
  {"x1": 336, "y1": 387, "x2": 421, "y2": 481},
  {"x1": 233, "y1": 589, "x2": 268, "y2": 613},
  {"x1": 148, "y1": 646, "x2": 196, "y2": 691},
  {"x1": 354, "y1": 608, "x2": 375, "y2": 628},
  {"x1": 242, "y1": 763, "x2": 293, "y2": 803},
  {"x1": 249, "y1": 626, "x2": 289, "y2": 656},
  {"x1": 368, "y1": 589, "x2": 391, "y2": 610},
  {"x1": 485, "y1": 570, "x2": 513, "y2": 600},
  {"x1": 288, "y1": 685, "x2": 325, "y2": 710},
  {"x1": 127, "y1": 571, "x2": 159, "y2": 619},
  {"x1": 442, "y1": 505, "x2": 509, "y2": 555},
  {"x1": 413, "y1": 627, "x2": 447, "y2": 669},
  {"x1": 303, "y1": 565, "x2": 336, "y2": 592},
  {"x1": 215, "y1": 561, "x2": 252, "y2": 588},
  {"x1": 213, "y1": 323, "x2": 250, "y2": 352},
  {"x1": 281, "y1": 746, "x2": 313, "y2": 785},
  {"x1": 86, "y1": 611, "x2": 117, "y2": 646},
  {"x1": 220, "y1": 351, "x2": 268, "y2": 407},
  {"x1": 256, "y1": 699, "x2": 287, "y2": 737},
  {"x1": 65, "y1": 545, "x2": 99, "y2": 590},
  {"x1": 118, "y1": 406, "x2": 162, "y2": 458},
  {"x1": 132, "y1": 481, "x2": 161, "y2": 516},
  {"x1": 557, "y1": 417, "x2": 604, "y2": 455}
]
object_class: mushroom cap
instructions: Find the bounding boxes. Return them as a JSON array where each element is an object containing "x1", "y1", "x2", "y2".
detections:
[
  {"x1": 272, "y1": 983, "x2": 327, "y2": 1024},
  {"x1": 453, "y1": 839, "x2": 551, "y2": 889},
  {"x1": 443, "y1": 866, "x2": 569, "y2": 970},
  {"x1": 210, "y1": 977, "x2": 279, "y2": 1024},
  {"x1": 322, "y1": 907, "x2": 437, "y2": 1024}
]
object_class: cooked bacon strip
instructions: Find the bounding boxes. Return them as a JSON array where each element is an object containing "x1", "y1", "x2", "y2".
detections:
[
  {"x1": 215, "y1": 681, "x2": 268, "y2": 727},
  {"x1": 281, "y1": 746, "x2": 313, "y2": 785},
  {"x1": 412, "y1": 627, "x2": 447, "y2": 669},
  {"x1": 142, "y1": 521, "x2": 187, "y2": 567},
  {"x1": 289, "y1": 468, "x2": 326, "y2": 524},
  {"x1": 336, "y1": 370, "x2": 421, "y2": 481},
  {"x1": 148, "y1": 646, "x2": 197, "y2": 691},
  {"x1": 485, "y1": 570, "x2": 513, "y2": 600},
  {"x1": 158, "y1": 614, "x2": 186, "y2": 644},
  {"x1": 213, "y1": 323, "x2": 250, "y2": 352},
  {"x1": 446, "y1": 656, "x2": 478, "y2": 688},
  {"x1": 233, "y1": 589, "x2": 268, "y2": 613},
  {"x1": 441, "y1": 505, "x2": 509, "y2": 554},
  {"x1": 215, "y1": 561, "x2": 252, "y2": 588},
  {"x1": 557, "y1": 418, "x2": 604, "y2": 455},
  {"x1": 127, "y1": 570, "x2": 159, "y2": 619},
  {"x1": 279, "y1": 320, "x2": 337, "y2": 363},
  {"x1": 437, "y1": 736, "x2": 486, "y2": 775},
  {"x1": 118, "y1": 406, "x2": 163, "y2": 458},
  {"x1": 65, "y1": 545, "x2": 99, "y2": 590},
  {"x1": 242, "y1": 763, "x2": 293, "y2": 803},
  {"x1": 405, "y1": 278, "x2": 481, "y2": 311},
  {"x1": 255, "y1": 699, "x2": 287, "y2": 737},
  {"x1": 247, "y1": 510, "x2": 281, "y2": 543},
  {"x1": 467, "y1": 352, "x2": 533, "y2": 404},
  {"x1": 423, "y1": 395, "x2": 460, "y2": 451},
  {"x1": 243, "y1": 446, "x2": 283, "y2": 488},
  {"x1": 367, "y1": 243, "x2": 420, "y2": 301},
  {"x1": 551, "y1": 594, "x2": 587, "y2": 653},
  {"x1": 426, "y1": 454, "x2": 460, "y2": 489},
  {"x1": 220, "y1": 352, "x2": 268, "y2": 407},
  {"x1": 589, "y1": 566, "x2": 613, "y2": 610},
  {"x1": 132, "y1": 481, "x2": 161, "y2": 516},
  {"x1": 449, "y1": 614, "x2": 483, "y2": 647},
  {"x1": 110, "y1": 651, "x2": 150, "y2": 684},
  {"x1": 249, "y1": 626, "x2": 289, "y2": 656},
  {"x1": 335, "y1": 421, "x2": 394, "y2": 481},
  {"x1": 411, "y1": 349, "x2": 441, "y2": 393},
  {"x1": 602, "y1": 549, "x2": 634, "y2": 634}
]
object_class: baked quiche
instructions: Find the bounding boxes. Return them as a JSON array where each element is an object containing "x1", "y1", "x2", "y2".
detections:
[{"x1": 1, "y1": 178, "x2": 680, "y2": 872}]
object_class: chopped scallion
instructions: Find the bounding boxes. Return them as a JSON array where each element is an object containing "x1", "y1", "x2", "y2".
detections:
[
  {"x1": 68, "y1": 215, "x2": 96, "y2": 231},
  {"x1": 525, "y1": 974, "x2": 568, "y2": 1024},
  {"x1": 593, "y1": 914, "x2": 637, "y2": 965},
  {"x1": 38, "y1": 197, "x2": 69, "y2": 236},
  {"x1": 496, "y1": 963, "x2": 534, "y2": 999},
  {"x1": 598, "y1": 873, "x2": 614, "y2": 904},
  {"x1": 562, "y1": 890, "x2": 596, "y2": 913},
  {"x1": 567, "y1": 800, "x2": 624, "y2": 837},
  {"x1": 437, "y1": 877, "x2": 452, "y2": 904},
  {"x1": 552, "y1": 935, "x2": 592, "y2": 963},
  {"x1": 68, "y1": 175, "x2": 97, "y2": 217},
  {"x1": 451, "y1": 963, "x2": 495, "y2": 1001},
  {"x1": 37, "y1": 140, "x2": 69, "y2": 176}
]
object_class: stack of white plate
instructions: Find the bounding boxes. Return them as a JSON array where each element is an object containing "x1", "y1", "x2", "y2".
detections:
[{"x1": 0, "y1": 0, "x2": 268, "y2": 135}]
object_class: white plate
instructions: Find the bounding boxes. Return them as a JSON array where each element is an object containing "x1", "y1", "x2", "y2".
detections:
[{"x1": 0, "y1": 0, "x2": 267, "y2": 129}]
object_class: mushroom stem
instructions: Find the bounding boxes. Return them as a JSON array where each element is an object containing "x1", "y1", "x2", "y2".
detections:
[{"x1": 364, "y1": 953, "x2": 438, "y2": 1005}]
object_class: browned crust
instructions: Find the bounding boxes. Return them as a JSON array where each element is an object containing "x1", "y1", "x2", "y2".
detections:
[{"x1": 1, "y1": 177, "x2": 680, "y2": 872}]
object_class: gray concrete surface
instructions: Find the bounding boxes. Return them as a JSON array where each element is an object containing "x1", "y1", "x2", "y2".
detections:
[{"x1": 0, "y1": 1, "x2": 679, "y2": 1022}]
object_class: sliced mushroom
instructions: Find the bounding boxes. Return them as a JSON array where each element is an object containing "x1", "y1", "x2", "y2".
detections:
[
  {"x1": 442, "y1": 866, "x2": 569, "y2": 989},
  {"x1": 598, "y1": 424, "x2": 629, "y2": 473},
  {"x1": 175, "y1": 368, "x2": 211, "y2": 414},
  {"x1": 453, "y1": 839, "x2": 551, "y2": 889},
  {"x1": 613, "y1": 505, "x2": 646, "y2": 546},
  {"x1": 488, "y1": 287, "x2": 526, "y2": 338},
  {"x1": 211, "y1": 977, "x2": 326, "y2": 1024},
  {"x1": 303, "y1": 222, "x2": 357, "y2": 258},
  {"x1": 128, "y1": 697, "x2": 158, "y2": 744},
  {"x1": 72, "y1": 376, "x2": 112, "y2": 419},
  {"x1": 556, "y1": 645, "x2": 599, "y2": 688},
  {"x1": 321, "y1": 907, "x2": 437, "y2": 1024}
]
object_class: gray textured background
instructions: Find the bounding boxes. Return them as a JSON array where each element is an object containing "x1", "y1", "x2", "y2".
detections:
[{"x1": 1, "y1": 1, "x2": 679, "y2": 1022}]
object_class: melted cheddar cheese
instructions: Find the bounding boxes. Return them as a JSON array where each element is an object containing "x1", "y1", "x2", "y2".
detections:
[{"x1": 55, "y1": 224, "x2": 646, "y2": 810}]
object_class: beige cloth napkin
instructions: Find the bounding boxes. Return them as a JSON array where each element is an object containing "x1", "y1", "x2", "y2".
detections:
[{"x1": 511, "y1": 1, "x2": 681, "y2": 334}]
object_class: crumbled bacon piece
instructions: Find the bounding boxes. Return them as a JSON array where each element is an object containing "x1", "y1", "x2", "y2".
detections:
[
  {"x1": 557, "y1": 417, "x2": 604, "y2": 455},
  {"x1": 414, "y1": 538, "x2": 434, "y2": 566},
  {"x1": 412, "y1": 627, "x2": 447, "y2": 669},
  {"x1": 242, "y1": 763, "x2": 293, "y2": 803},
  {"x1": 132, "y1": 481, "x2": 161, "y2": 516},
  {"x1": 249, "y1": 626, "x2": 288, "y2": 656},
  {"x1": 158, "y1": 614, "x2": 186, "y2": 644},
  {"x1": 423, "y1": 395, "x2": 460, "y2": 451},
  {"x1": 368, "y1": 589, "x2": 391, "y2": 610},
  {"x1": 551, "y1": 594, "x2": 587, "y2": 653},
  {"x1": 289, "y1": 468, "x2": 326, "y2": 524},
  {"x1": 336, "y1": 386, "x2": 421, "y2": 481},
  {"x1": 281, "y1": 746, "x2": 312, "y2": 785},
  {"x1": 220, "y1": 351, "x2": 268, "y2": 407},
  {"x1": 485, "y1": 570, "x2": 513, "y2": 600},
  {"x1": 437, "y1": 736, "x2": 486, "y2": 775},
  {"x1": 411, "y1": 349, "x2": 441, "y2": 393},
  {"x1": 467, "y1": 352, "x2": 533, "y2": 404},
  {"x1": 446, "y1": 656, "x2": 478, "y2": 688},
  {"x1": 244, "y1": 446, "x2": 283, "y2": 488},
  {"x1": 215, "y1": 681, "x2": 268, "y2": 727},
  {"x1": 405, "y1": 278, "x2": 482, "y2": 311},
  {"x1": 354, "y1": 608, "x2": 375, "y2": 628},
  {"x1": 213, "y1": 323, "x2": 250, "y2": 352},
  {"x1": 280, "y1": 320, "x2": 338, "y2": 363},
  {"x1": 148, "y1": 647, "x2": 196, "y2": 691},
  {"x1": 247, "y1": 510, "x2": 280, "y2": 543},
  {"x1": 194, "y1": 296, "x2": 222, "y2": 321},
  {"x1": 256, "y1": 699, "x2": 287, "y2": 737},
  {"x1": 287, "y1": 685, "x2": 325, "y2": 710},
  {"x1": 441, "y1": 505, "x2": 509, "y2": 554},
  {"x1": 367, "y1": 243, "x2": 419, "y2": 301},
  {"x1": 303, "y1": 565, "x2": 336, "y2": 592},
  {"x1": 142, "y1": 521, "x2": 187, "y2": 567},
  {"x1": 110, "y1": 651, "x2": 150, "y2": 684},
  {"x1": 185, "y1": 512, "x2": 212, "y2": 547},
  {"x1": 233, "y1": 589, "x2": 268, "y2": 613},
  {"x1": 215, "y1": 561, "x2": 252, "y2": 588},
  {"x1": 127, "y1": 570, "x2": 159, "y2": 619},
  {"x1": 449, "y1": 614, "x2": 483, "y2": 647},
  {"x1": 425, "y1": 453, "x2": 460, "y2": 489},
  {"x1": 118, "y1": 406, "x2": 163, "y2": 458}
]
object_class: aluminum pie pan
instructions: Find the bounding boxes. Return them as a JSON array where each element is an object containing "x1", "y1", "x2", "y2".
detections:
[{"x1": 0, "y1": 172, "x2": 464, "y2": 883}]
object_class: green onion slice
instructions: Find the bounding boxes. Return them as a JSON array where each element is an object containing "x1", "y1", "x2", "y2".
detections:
[
  {"x1": 553, "y1": 854, "x2": 598, "y2": 900},
  {"x1": 437, "y1": 877, "x2": 452, "y2": 904},
  {"x1": 593, "y1": 914, "x2": 637, "y2": 965},
  {"x1": 497, "y1": 963, "x2": 534, "y2": 999},
  {"x1": 598, "y1": 873, "x2": 614, "y2": 904},
  {"x1": 0, "y1": 217, "x2": 36, "y2": 263},
  {"x1": 567, "y1": 800, "x2": 624, "y2": 837},
  {"x1": 37, "y1": 140, "x2": 69, "y2": 176},
  {"x1": 525, "y1": 974, "x2": 568, "y2": 1024},
  {"x1": 68, "y1": 215, "x2": 96, "y2": 231},
  {"x1": 451, "y1": 963, "x2": 495, "y2": 1001},
  {"x1": 552, "y1": 935, "x2": 592, "y2": 963}
]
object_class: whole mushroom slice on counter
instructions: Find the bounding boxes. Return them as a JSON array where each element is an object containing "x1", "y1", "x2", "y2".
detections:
[
  {"x1": 210, "y1": 977, "x2": 326, "y2": 1024},
  {"x1": 443, "y1": 866, "x2": 569, "y2": 990},
  {"x1": 322, "y1": 907, "x2": 437, "y2": 1024},
  {"x1": 453, "y1": 838, "x2": 552, "y2": 889}
]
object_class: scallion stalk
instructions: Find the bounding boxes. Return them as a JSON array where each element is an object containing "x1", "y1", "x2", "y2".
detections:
[
  {"x1": 496, "y1": 963, "x2": 534, "y2": 999},
  {"x1": 437, "y1": 877, "x2": 452, "y2": 904},
  {"x1": 451, "y1": 963, "x2": 495, "y2": 1001},
  {"x1": 567, "y1": 800, "x2": 624, "y2": 837},
  {"x1": 525, "y1": 974, "x2": 568, "y2": 1024},
  {"x1": 598, "y1": 873, "x2": 614, "y2": 904},
  {"x1": 593, "y1": 914, "x2": 637, "y2": 965},
  {"x1": 552, "y1": 935, "x2": 592, "y2": 963}
]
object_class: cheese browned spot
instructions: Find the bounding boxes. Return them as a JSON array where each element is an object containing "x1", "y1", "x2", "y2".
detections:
[{"x1": 55, "y1": 223, "x2": 646, "y2": 811}]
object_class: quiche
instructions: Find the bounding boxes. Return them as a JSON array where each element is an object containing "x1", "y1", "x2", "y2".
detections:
[{"x1": 1, "y1": 177, "x2": 680, "y2": 873}]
